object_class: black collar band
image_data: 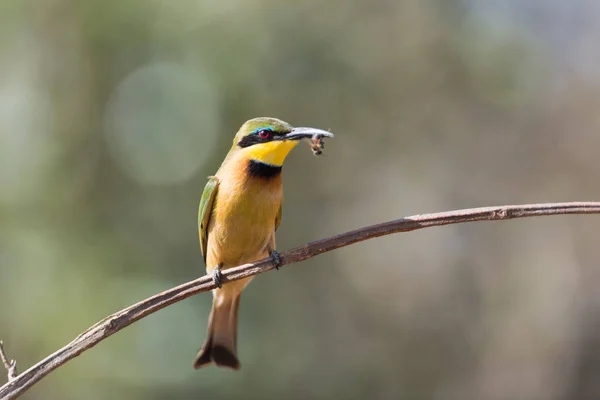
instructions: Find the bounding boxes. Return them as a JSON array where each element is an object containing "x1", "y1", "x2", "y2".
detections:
[{"x1": 247, "y1": 159, "x2": 282, "y2": 179}]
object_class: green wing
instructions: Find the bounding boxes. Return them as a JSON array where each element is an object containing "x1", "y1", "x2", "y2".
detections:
[
  {"x1": 198, "y1": 176, "x2": 219, "y2": 264},
  {"x1": 275, "y1": 202, "x2": 282, "y2": 231}
]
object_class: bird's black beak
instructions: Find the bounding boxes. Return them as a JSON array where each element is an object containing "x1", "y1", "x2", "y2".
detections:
[{"x1": 283, "y1": 127, "x2": 334, "y2": 141}]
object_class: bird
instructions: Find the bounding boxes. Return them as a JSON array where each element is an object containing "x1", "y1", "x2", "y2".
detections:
[{"x1": 193, "y1": 117, "x2": 333, "y2": 370}]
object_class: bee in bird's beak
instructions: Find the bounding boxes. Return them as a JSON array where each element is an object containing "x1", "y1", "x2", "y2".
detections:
[
  {"x1": 309, "y1": 134, "x2": 328, "y2": 156},
  {"x1": 281, "y1": 127, "x2": 333, "y2": 156}
]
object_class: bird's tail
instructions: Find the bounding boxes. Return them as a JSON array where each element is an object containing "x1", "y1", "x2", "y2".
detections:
[{"x1": 193, "y1": 293, "x2": 241, "y2": 370}]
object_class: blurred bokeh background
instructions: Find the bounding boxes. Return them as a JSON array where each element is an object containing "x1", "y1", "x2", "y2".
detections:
[{"x1": 1, "y1": 0, "x2": 600, "y2": 399}]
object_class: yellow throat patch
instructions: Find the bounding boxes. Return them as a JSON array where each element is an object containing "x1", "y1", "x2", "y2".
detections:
[{"x1": 241, "y1": 140, "x2": 299, "y2": 166}]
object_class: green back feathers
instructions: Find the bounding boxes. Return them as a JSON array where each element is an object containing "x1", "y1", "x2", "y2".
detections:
[{"x1": 198, "y1": 176, "x2": 219, "y2": 263}]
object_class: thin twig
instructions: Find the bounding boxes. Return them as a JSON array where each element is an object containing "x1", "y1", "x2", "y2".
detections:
[
  {"x1": 0, "y1": 342, "x2": 17, "y2": 382},
  {"x1": 1, "y1": 202, "x2": 599, "y2": 399}
]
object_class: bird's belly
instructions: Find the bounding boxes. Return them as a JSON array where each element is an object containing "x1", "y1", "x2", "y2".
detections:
[
  {"x1": 216, "y1": 217, "x2": 272, "y2": 264},
  {"x1": 208, "y1": 191, "x2": 279, "y2": 268}
]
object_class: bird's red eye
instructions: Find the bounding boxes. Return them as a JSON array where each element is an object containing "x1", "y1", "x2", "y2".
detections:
[{"x1": 258, "y1": 130, "x2": 271, "y2": 139}]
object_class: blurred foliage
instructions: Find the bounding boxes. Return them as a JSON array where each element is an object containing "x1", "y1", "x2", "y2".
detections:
[{"x1": 1, "y1": 0, "x2": 600, "y2": 399}]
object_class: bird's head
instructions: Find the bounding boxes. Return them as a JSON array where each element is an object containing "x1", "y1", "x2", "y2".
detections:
[{"x1": 232, "y1": 117, "x2": 333, "y2": 166}]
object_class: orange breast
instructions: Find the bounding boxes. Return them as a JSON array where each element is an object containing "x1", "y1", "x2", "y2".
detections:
[{"x1": 206, "y1": 152, "x2": 283, "y2": 269}]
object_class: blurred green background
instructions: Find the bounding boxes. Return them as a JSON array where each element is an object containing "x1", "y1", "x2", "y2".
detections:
[{"x1": 1, "y1": 0, "x2": 600, "y2": 399}]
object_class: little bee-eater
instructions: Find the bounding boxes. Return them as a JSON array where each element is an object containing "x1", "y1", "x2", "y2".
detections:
[{"x1": 193, "y1": 117, "x2": 333, "y2": 370}]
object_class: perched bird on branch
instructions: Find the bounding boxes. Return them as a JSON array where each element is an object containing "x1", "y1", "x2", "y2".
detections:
[{"x1": 194, "y1": 117, "x2": 333, "y2": 370}]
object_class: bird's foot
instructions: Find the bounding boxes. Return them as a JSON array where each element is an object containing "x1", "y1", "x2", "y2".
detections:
[
  {"x1": 270, "y1": 250, "x2": 282, "y2": 270},
  {"x1": 212, "y1": 265, "x2": 224, "y2": 288}
]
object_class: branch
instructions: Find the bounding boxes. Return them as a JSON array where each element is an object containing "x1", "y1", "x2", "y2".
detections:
[
  {"x1": 0, "y1": 342, "x2": 17, "y2": 383},
  {"x1": 1, "y1": 202, "x2": 599, "y2": 399}
]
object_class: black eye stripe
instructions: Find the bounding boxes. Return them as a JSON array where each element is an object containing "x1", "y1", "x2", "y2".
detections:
[
  {"x1": 238, "y1": 135, "x2": 261, "y2": 148},
  {"x1": 237, "y1": 129, "x2": 287, "y2": 148}
]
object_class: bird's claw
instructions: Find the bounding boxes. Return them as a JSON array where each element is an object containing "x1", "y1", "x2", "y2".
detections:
[
  {"x1": 270, "y1": 250, "x2": 281, "y2": 270},
  {"x1": 212, "y1": 267, "x2": 224, "y2": 288}
]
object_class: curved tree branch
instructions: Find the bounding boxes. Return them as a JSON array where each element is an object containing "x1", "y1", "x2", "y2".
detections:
[{"x1": 2, "y1": 202, "x2": 600, "y2": 399}]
